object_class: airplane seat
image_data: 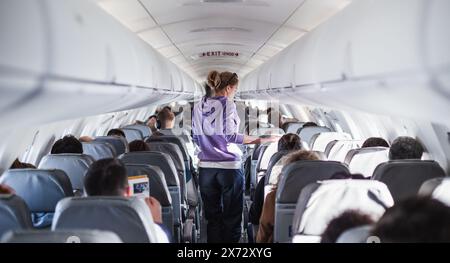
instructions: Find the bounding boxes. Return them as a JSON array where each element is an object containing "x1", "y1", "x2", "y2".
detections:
[
  {"x1": 291, "y1": 180, "x2": 393, "y2": 243},
  {"x1": 122, "y1": 124, "x2": 152, "y2": 138},
  {"x1": 248, "y1": 144, "x2": 268, "y2": 199},
  {"x1": 38, "y1": 154, "x2": 94, "y2": 191},
  {"x1": 345, "y1": 147, "x2": 389, "y2": 178},
  {"x1": 1, "y1": 229, "x2": 123, "y2": 243},
  {"x1": 121, "y1": 127, "x2": 144, "y2": 143},
  {"x1": 125, "y1": 164, "x2": 174, "y2": 239},
  {"x1": 52, "y1": 196, "x2": 165, "y2": 243},
  {"x1": 372, "y1": 160, "x2": 446, "y2": 202},
  {"x1": 255, "y1": 142, "x2": 278, "y2": 182},
  {"x1": 0, "y1": 195, "x2": 33, "y2": 238},
  {"x1": 283, "y1": 122, "x2": 305, "y2": 134},
  {"x1": 312, "y1": 151, "x2": 327, "y2": 160},
  {"x1": 94, "y1": 136, "x2": 128, "y2": 155},
  {"x1": 297, "y1": 126, "x2": 332, "y2": 148},
  {"x1": 419, "y1": 177, "x2": 450, "y2": 206},
  {"x1": 274, "y1": 160, "x2": 349, "y2": 243},
  {"x1": 310, "y1": 132, "x2": 352, "y2": 152},
  {"x1": 327, "y1": 140, "x2": 363, "y2": 162},
  {"x1": 82, "y1": 141, "x2": 116, "y2": 160},
  {"x1": 0, "y1": 169, "x2": 73, "y2": 228},
  {"x1": 324, "y1": 140, "x2": 338, "y2": 157},
  {"x1": 263, "y1": 150, "x2": 289, "y2": 200},
  {"x1": 119, "y1": 151, "x2": 183, "y2": 242},
  {"x1": 336, "y1": 225, "x2": 373, "y2": 243}
]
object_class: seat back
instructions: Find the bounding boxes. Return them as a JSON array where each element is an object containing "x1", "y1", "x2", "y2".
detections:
[
  {"x1": 345, "y1": 147, "x2": 389, "y2": 178},
  {"x1": 310, "y1": 132, "x2": 352, "y2": 152},
  {"x1": 256, "y1": 142, "x2": 278, "y2": 174},
  {"x1": 94, "y1": 136, "x2": 128, "y2": 155},
  {"x1": 38, "y1": 154, "x2": 94, "y2": 190},
  {"x1": 297, "y1": 126, "x2": 332, "y2": 148},
  {"x1": 122, "y1": 128, "x2": 144, "y2": 143},
  {"x1": 292, "y1": 180, "x2": 393, "y2": 241},
  {"x1": 373, "y1": 160, "x2": 446, "y2": 202},
  {"x1": 264, "y1": 151, "x2": 288, "y2": 186},
  {"x1": 0, "y1": 169, "x2": 73, "y2": 228},
  {"x1": 419, "y1": 177, "x2": 450, "y2": 206},
  {"x1": 123, "y1": 124, "x2": 152, "y2": 138},
  {"x1": 274, "y1": 160, "x2": 349, "y2": 242},
  {"x1": 82, "y1": 141, "x2": 116, "y2": 160},
  {"x1": 283, "y1": 122, "x2": 305, "y2": 134},
  {"x1": 1, "y1": 229, "x2": 123, "y2": 243},
  {"x1": 125, "y1": 164, "x2": 174, "y2": 238},
  {"x1": 52, "y1": 197, "x2": 159, "y2": 243},
  {"x1": 0, "y1": 195, "x2": 33, "y2": 238},
  {"x1": 336, "y1": 225, "x2": 373, "y2": 243},
  {"x1": 326, "y1": 140, "x2": 362, "y2": 162}
]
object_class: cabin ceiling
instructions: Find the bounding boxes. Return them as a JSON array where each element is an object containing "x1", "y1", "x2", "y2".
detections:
[{"x1": 95, "y1": 0, "x2": 351, "y2": 83}]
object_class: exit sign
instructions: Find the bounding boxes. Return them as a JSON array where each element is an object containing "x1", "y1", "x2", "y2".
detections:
[{"x1": 200, "y1": 51, "x2": 239, "y2": 57}]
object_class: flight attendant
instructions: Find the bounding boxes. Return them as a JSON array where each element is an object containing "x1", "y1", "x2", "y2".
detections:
[{"x1": 192, "y1": 70, "x2": 278, "y2": 243}]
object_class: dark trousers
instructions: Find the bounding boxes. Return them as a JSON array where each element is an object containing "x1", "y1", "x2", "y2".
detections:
[{"x1": 199, "y1": 167, "x2": 244, "y2": 243}]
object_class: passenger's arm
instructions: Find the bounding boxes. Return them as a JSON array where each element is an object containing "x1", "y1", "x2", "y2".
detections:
[
  {"x1": 145, "y1": 196, "x2": 163, "y2": 224},
  {"x1": 243, "y1": 135, "x2": 279, "y2": 145}
]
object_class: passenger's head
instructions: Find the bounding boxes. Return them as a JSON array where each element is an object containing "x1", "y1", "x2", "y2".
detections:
[
  {"x1": 207, "y1": 70, "x2": 239, "y2": 98},
  {"x1": 129, "y1": 140, "x2": 150, "y2": 152},
  {"x1": 371, "y1": 197, "x2": 450, "y2": 242},
  {"x1": 51, "y1": 135, "x2": 83, "y2": 154},
  {"x1": 321, "y1": 210, "x2": 375, "y2": 243},
  {"x1": 302, "y1": 122, "x2": 318, "y2": 128},
  {"x1": 0, "y1": 184, "x2": 15, "y2": 195},
  {"x1": 84, "y1": 158, "x2": 128, "y2": 197},
  {"x1": 10, "y1": 158, "x2": 36, "y2": 169},
  {"x1": 284, "y1": 150, "x2": 320, "y2": 166},
  {"x1": 278, "y1": 133, "x2": 302, "y2": 152},
  {"x1": 389, "y1": 136, "x2": 424, "y2": 160},
  {"x1": 146, "y1": 115, "x2": 158, "y2": 132},
  {"x1": 362, "y1": 137, "x2": 389, "y2": 148},
  {"x1": 107, "y1": 129, "x2": 126, "y2": 138},
  {"x1": 157, "y1": 107, "x2": 175, "y2": 129}
]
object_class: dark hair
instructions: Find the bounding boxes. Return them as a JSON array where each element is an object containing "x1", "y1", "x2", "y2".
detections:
[
  {"x1": 51, "y1": 135, "x2": 83, "y2": 154},
  {"x1": 321, "y1": 210, "x2": 375, "y2": 243},
  {"x1": 84, "y1": 158, "x2": 128, "y2": 196},
  {"x1": 10, "y1": 158, "x2": 36, "y2": 169},
  {"x1": 107, "y1": 129, "x2": 126, "y2": 138},
  {"x1": 389, "y1": 136, "x2": 424, "y2": 160},
  {"x1": 330, "y1": 172, "x2": 366, "y2": 180},
  {"x1": 129, "y1": 140, "x2": 150, "y2": 152},
  {"x1": 362, "y1": 137, "x2": 389, "y2": 148},
  {"x1": 371, "y1": 197, "x2": 450, "y2": 242},
  {"x1": 204, "y1": 83, "x2": 213, "y2": 98},
  {"x1": 157, "y1": 107, "x2": 175, "y2": 129},
  {"x1": 207, "y1": 70, "x2": 239, "y2": 93},
  {"x1": 278, "y1": 133, "x2": 302, "y2": 152}
]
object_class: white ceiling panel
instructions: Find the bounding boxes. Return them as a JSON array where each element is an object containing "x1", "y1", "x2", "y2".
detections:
[{"x1": 138, "y1": 27, "x2": 172, "y2": 49}]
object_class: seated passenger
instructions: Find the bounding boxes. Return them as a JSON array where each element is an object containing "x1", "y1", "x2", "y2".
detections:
[
  {"x1": 249, "y1": 133, "x2": 302, "y2": 227},
  {"x1": 84, "y1": 158, "x2": 170, "y2": 242},
  {"x1": 256, "y1": 150, "x2": 319, "y2": 243},
  {"x1": 157, "y1": 107, "x2": 178, "y2": 136},
  {"x1": 107, "y1": 129, "x2": 126, "y2": 138},
  {"x1": 146, "y1": 115, "x2": 158, "y2": 133},
  {"x1": 51, "y1": 135, "x2": 83, "y2": 154},
  {"x1": 389, "y1": 136, "x2": 424, "y2": 160},
  {"x1": 0, "y1": 184, "x2": 15, "y2": 194},
  {"x1": 302, "y1": 122, "x2": 318, "y2": 128},
  {"x1": 10, "y1": 158, "x2": 36, "y2": 169},
  {"x1": 321, "y1": 210, "x2": 375, "y2": 243},
  {"x1": 362, "y1": 137, "x2": 389, "y2": 148},
  {"x1": 129, "y1": 140, "x2": 150, "y2": 152},
  {"x1": 371, "y1": 197, "x2": 450, "y2": 242}
]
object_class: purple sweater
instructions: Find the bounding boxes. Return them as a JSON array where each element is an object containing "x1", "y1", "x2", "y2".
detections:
[{"x1": 192, "y1": 96, "x2": 244, "y2": 168}]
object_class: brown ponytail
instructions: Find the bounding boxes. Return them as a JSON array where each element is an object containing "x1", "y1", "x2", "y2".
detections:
[{"x1": 206, "y1": 70, "x2": 239, "y2": 93}]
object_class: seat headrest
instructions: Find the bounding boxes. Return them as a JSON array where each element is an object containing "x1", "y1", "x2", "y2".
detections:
[
  {"x1": 125, "y1": 164, "x2": 172, "y2": 206},
  {"x1": 1, "y1": 229, "x2": 123, "y2": 243},
  {"x1": 0, "y1": 195, "x2": 33, "y2": 238},
  {"x1": 283, "y1": 122, "x2": 305, "y2": 134},
  {"x1": 310, "y1": 132, "x2": 352, "y2": 152},
  {"x1": 298, "y1": 126, "x2": 332, "y2": 147},
  {"x1": 146, "y1": 142, "x2": 185, "y2": 172},
  {"x1": 256, "y1": 142, "x2": 278, "y2": 171},
  {"x1": 293, "y1": 180, "x2": 393, "y2": 236},
  {"x1": 277, "y1": 161, "x2": 349, "y2": 203},
  {"x1": 52, "y1": 196, "x2": 159, "y2": 243},
  {"x1": 82, "y1": 141, "x2": 116, "y2": 160},
  {"x1": 121, "y1": 128, "x2": 144, "y2": 143},
  {"x1": 123, "y1": 124, "x2": 152, "y2": 138},
  {"x1": 147, "y1": 135, "x2": 190, "y2": 161},
  {"x1": 119, "y1": 152, "x2": 179, "y2": 187},
  {"x1": 0, "y1": 169, "x2": 73, "y2": 212},
  {"x1": 264, "y1": 151, "x2": 288, "y2": 185},
  {"x1": 419, "y1": 177, "x2": 450, "y2": 206},
  {"x1": 373, "y1": 160, "x2": 446, "y2": 202},
  {"x1": 336, "y1": 225, "x2": 373, "y2": 243},
  {"x1": 252, "y1": 144, "x2": 267, "y2": 160},
  {"x1": 94, "y1": 136, "x2": 128, "y2": 156},
  {"x1": 346, "y1": 147, "x2": 389, "y2": 178},
  {"x1": 38, "y1": 154, "x2": 94, "y2": 190},
  {"x1": 326, "y1": 140, "x2": 362, "y2": 162}
]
